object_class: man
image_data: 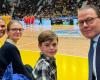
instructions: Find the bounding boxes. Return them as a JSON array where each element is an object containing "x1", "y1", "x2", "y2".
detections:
[
  {"x1": 0, "y1": 19, "x2": 6, "y2": 79},
  {"x1": 0, "y1": 18, "x2": 6, "y2": 47},
  {"x1": 0, "y1": 18, "x2": 6, "y2": 38},
  {"x1": 78, "y1": 5, "x2": 100, "y2": 80}
]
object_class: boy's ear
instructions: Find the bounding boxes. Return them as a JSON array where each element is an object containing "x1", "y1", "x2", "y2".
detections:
[{"x1": 38, "y1": 44, "x2": 41, "y2": 48}]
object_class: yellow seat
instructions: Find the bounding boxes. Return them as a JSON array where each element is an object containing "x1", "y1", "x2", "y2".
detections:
[{"x1": 20, "y1": 50, "x2": 88, "y2": 80}]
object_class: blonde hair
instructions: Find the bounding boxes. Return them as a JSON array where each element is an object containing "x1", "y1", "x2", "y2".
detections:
[{"x1": 7, "y1": 20, "x2": 22, "y2": 31}]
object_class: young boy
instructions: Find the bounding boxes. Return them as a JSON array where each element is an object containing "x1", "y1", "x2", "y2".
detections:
[{"x1": 32, "y1": 30, "x2": 58, "y2": 80}]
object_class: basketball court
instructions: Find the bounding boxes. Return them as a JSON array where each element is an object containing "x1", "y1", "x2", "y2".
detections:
[{"x1": 1, "y1": 25, "x2": 90, "y2": 80}]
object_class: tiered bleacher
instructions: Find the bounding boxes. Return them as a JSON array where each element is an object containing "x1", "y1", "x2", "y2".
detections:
[{"x1": 0, "y1": 0, "x2": 100, "y2": 25}]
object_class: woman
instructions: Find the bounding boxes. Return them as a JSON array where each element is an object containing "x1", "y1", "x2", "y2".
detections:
[{"x1": 0, "y1": 20, "x2": 33, "y2": 80}]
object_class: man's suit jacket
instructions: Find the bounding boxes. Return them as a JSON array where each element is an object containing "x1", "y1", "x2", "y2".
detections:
[
  {"x1": 89, "y1": 37, "x2": 100, "y2": 80},
  {"x1": 0, "y1": 41, "x2": 33, "y2": 80}
]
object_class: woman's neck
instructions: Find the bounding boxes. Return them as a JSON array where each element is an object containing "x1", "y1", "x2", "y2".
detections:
[{"x1": 6, "y1": 38, "x2": 17, "y2": 45}]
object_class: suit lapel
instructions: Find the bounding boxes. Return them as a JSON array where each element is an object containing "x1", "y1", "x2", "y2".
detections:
[
  {"x1": 96, "y1": 36, "x2": 100, "y2": 79},
  {"x1": 88, "y1": 40, "x2": 94, "y2": 80}
]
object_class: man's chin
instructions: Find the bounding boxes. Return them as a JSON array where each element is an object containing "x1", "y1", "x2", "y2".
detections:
[{"x1": 85, "y1": 35, "x2": 94, "y2": 39}]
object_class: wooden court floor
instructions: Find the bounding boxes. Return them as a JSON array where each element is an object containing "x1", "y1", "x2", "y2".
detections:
[
  {"x1": 16, "y1": 25, "x2": 90, "y2": 57},
  {"x1": 0, "y1": 25, "x2": 89, "y2": 80}
]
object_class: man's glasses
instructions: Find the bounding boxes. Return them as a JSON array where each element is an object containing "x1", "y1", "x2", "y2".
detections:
[
  {"x1": 78, "y1": 17, "x2": 98, "y2": 27},
  {"x1": 10, "y1": 28, "x2": 24, "y2": 32}
]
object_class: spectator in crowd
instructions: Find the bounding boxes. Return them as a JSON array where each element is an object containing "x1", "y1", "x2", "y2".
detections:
[{"x1": 2, "y1": 13, "x2": 12, "y2": 26}]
